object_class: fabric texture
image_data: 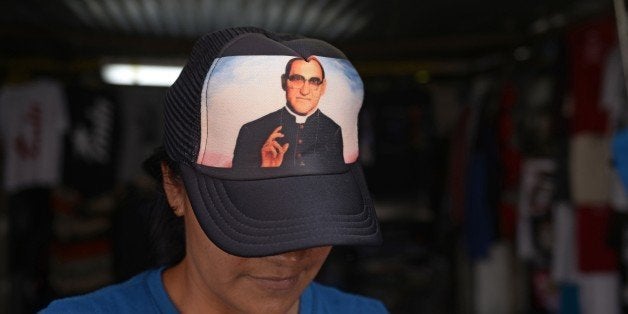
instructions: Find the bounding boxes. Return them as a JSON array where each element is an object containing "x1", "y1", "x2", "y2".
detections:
[
  {"x1": 0, "y1": 79, "x2": 68, "y2": 191},
  {"x1": 233, "y1": 107, "x2": 344, "y2": 169},
  {"x1": 163, "y1": 27, "x2": 267, "y2": 164},
  {"x1": 558, "y1": 283, "x2": 580, "y2": 314},
  {"x1": 578, "y1": 272, "x2": 620, "y2": 314},
  {"x1": 473, "y1": 241, "x2": 515, "y2": 314},
  {"x1": 612, "y1": 129, "x2": 628, "y2": 202},
  {"x1": 62, "y1": 87, "x2": 120, "y2": 197},
  {"x1": 40, "y1": 268, "x2": 389, "y2": 313},
  {"x1": 8, "y1": 188, "x2": 54, "y2": 313},
  {"x1": 465, "y1": 152, "x2": 494, "y2": 260},
  {"x1": 517, "y1": 159, "x2": 555, "y2": 261},
  {"x1": 576, "y1": 205, "x2": 618, "y2": 272},
  {"x1": 567, "y1": 16, "x2": 616, "y2": 134},
  {"x1": 551, "y1": 202, "x2": 578, "y2": 283},
  {"x1": 600, "y1": 47, "x2": 628, "y2": 131},
  {"x1": 569, "y1": 134, "x2": 611, "y2": 205}
]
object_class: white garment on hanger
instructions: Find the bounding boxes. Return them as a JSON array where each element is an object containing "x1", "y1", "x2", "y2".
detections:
[{"x1": 0, "y1": 79, "x2": 68, "y2": 191}]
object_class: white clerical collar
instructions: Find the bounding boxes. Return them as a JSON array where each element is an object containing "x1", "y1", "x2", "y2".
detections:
[{"x1": 285, "y1": 105, "x2": 316, "y2": 124}]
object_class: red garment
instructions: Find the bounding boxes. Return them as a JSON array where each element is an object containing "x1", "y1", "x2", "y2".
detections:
[
  {"x1": 497, "y1": 81, "x2": 522, "y2": 189},
  {"x1": 448, "y1": 106, "x2": 471, "y2": 224},
  {"x1": 576, "y1": 205, "x2": 618, "y2": 272},
  {"x1": 499, "y1": 202, "x2": 517, "y2": 240},
  {"x1": 567, "y1": 16, "x2": 617, "y2": 134},
  {"x1": 496, "y1": 82, "x2": 520, "y2": 240}
]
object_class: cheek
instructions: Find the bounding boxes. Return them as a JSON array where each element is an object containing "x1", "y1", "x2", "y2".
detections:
[
  {"x1": 309, "y1": 247, "x2": 332, "y2": 270},
  {"x1": 286, "y1": 89, "x2": 296, "y2": 100},
  {"x1": 185, "y1": 213, "x2": 247, "y2": 283},
  {"x1": 310, "y1": 93, "x2": 322, "y2": 103},
  {"x1": 310, "y1": 246, "x2": 331, "y2": 259},
  {"x1": 195, "y1": 240, "x2": 244, "y2": 281}
]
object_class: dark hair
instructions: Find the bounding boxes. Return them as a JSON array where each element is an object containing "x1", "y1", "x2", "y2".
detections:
[
  {"x1": 283, "y1": 57, "x2": 326, "y2": 79},
  {"x1": 142, "y1": 146, "x2": 186, "y2": 266}
]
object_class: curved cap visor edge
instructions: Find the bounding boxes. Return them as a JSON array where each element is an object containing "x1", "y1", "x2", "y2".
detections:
[{"x1": 179, "y1": 163, "x2": 382, "y2": 257}]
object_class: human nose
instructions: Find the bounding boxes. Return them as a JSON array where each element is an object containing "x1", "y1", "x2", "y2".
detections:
[{"x1": 299, "y1": 81, "x2": 311, "y2": 94}]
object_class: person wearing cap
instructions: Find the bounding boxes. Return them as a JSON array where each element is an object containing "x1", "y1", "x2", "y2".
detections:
[
  {"x1": 42, "y1": 27, "x2": 386, "y2": 314},
  {"x1": 232, "y1": 56, "x2": 344, "y2": 169}
]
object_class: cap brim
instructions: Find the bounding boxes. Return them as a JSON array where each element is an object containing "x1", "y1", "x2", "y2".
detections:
[{"x1": 180, "y1": 163, "x2": 382, "y2": 257}]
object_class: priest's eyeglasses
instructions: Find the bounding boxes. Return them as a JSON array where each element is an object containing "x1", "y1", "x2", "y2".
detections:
[{"x1": 287, "y1": 74, "x2": 323, "y2": 90}]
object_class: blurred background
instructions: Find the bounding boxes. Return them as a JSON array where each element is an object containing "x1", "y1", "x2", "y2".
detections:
[{"x1": 0, "y1": 0, "x2": 627, "y2": 313}]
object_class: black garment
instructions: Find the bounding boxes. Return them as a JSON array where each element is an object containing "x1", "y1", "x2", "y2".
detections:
[
  {"x1": 8, "y1": 188, "x2": 53, "y2": 313},
  {"x1": 63, "y1": 87, "x2": 120, "y2": 197},
  {"x1": 233, "y1": 107, "x2": 344, "y2": 169}
]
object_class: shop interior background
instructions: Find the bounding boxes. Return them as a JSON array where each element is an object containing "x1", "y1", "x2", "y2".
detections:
[{"x1": 1, "y1": 0, "x2": 626, "y2": 313}]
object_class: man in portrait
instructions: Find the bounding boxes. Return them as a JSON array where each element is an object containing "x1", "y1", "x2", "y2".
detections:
[{"x1": 232, "y1": 57, "x2": 344, "y2": 169}]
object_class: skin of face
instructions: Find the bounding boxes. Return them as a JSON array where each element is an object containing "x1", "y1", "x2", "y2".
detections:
[
  {"x1": 284, "y1": 59, "x2": 327, "y2": 116},
  {"x1": 160, "y1": 163, "x2": 332, "y2": 314}
]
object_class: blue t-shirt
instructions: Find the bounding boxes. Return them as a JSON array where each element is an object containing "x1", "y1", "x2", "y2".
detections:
[{"x1": 41, "y1": 268, "x2": 388, "y2": 313}]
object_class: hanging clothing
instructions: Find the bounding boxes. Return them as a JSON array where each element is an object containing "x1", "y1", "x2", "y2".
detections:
[
  {"x1": 567, "y1": 16, "x2": 617, "y2": 135},
  {"x1": 0, "y1": 79, "x2": 68, "y2": 191},
  {"x1": 63, "y1": 86, "x2": 121, "y2": 197},
  {"x1": 576, "y1": 205, "x2": 618, "y2": 272},
  {"x1": 569, "y1": 133, "x2": 612, "y2": 205}
]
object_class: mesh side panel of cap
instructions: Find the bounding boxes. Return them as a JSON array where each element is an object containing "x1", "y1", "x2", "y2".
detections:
[{"x1": 164, "y1": 27, "x2": 268, "y2": 164}]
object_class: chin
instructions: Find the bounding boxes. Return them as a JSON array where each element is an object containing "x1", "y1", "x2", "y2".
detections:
[
  {"x1": 243, "y1": 300, "x2": 298, "y2": 314},
  {"x1": 295, "y1": 105, "x2": 313, "y2": 113}
]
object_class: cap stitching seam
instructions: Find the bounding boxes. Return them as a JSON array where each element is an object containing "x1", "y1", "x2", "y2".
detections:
[
  {"x1": 198, "y1": 174, "x2": 376, "y2": 243},
  {"x1": 216, "y1": 177, "x2": 369, "y2": 223}
]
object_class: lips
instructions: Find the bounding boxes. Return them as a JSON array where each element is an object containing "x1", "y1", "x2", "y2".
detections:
[{"x1": 248, "y1": 275, "x2": 300, "y2": 290}]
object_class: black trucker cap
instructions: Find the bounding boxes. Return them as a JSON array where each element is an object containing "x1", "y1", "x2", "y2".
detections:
[{"x1": 163, "y1": 27, "x2": 381, "y2": 257}]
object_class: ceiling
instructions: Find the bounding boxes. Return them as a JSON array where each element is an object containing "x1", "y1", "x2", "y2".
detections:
[{"x1": 0, "y1": 0, "x2": 614, "y2": 69}]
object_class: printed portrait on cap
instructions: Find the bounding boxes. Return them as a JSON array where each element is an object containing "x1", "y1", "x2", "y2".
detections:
[{"x1": 196, "y1": 54, "x2": 363, "y2": 172}]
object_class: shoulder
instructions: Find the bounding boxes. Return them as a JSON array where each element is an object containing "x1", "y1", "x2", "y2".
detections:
[
  {"x1": 241, "y1": 108, "x2": 284, "y2": 129},
  {"x1": 302, "y1": 282, "x2": 388, "y2": 313},
  {"x1": 40, "y1": 268, "x2": 171, "y2": 314},
  {"x1": 316, "y1": 110, "x2": 340, "y2": 129}
]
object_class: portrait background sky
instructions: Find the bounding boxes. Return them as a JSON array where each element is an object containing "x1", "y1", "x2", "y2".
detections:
[{"x1": 198, "y1": 55, "x2": 364, "y2": 167}]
